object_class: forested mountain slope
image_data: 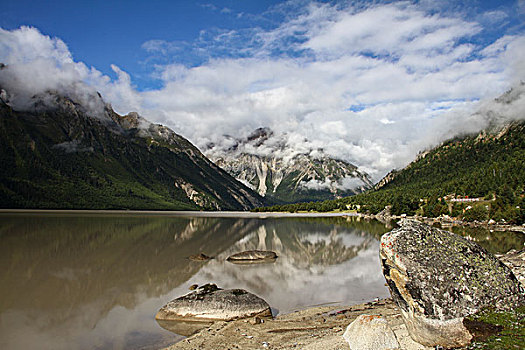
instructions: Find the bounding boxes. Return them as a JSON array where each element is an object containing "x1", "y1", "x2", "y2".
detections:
[
  {"x1": 0, "y1": 88, "x2": 264, "y2": 210},
  {"x1": 256, "y1": 120, "x2": 525, "y2": 224}
]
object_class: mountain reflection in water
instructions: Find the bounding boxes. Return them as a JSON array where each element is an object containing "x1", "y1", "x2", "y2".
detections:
[
  {"x1": 185, "y1": 219, "x2": 386, "y2": 316},
  {"x1": 0, "y1": 214, "x2": 389, "y2": 349}
]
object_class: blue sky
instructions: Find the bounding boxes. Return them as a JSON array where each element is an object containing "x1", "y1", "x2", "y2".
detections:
[
  {"x1": 3, "y1": 0, "x2": 523, "y2": 89},
  {"x1": 1, "y1": 0, "x2": 525, "y2": 179},
  {"x1": 2, "y1": 0, "x2": 286, "y2": 89}
]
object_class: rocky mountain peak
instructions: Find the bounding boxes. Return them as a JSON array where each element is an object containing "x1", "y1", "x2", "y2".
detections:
[
  {"x1": 246, "y1": 127, "x2": 273, "y2": 146},
  {"x1": 206, "y1": 127, "x2": 373, "y2": 203}
]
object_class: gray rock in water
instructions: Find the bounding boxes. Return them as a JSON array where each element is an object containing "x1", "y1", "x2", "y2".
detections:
[
  {"x1": 227, "y1": 250, "x2": 278, "y2": 264},
  {"x1": 343, "y1": 314, "x2": 400, "y2": 350},
  {"x1": 380, "y1": 219, "x2": 524, "y2": 348},
  {"x1": 155, "y1": 283, "x2": 272, "y2": 321}
]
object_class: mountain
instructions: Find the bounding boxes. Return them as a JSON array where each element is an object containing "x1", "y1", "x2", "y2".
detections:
[
  {"x1": 258, "y1": 119, "x2": 525, "y2": 222},
  {"x1": 0, "y1": 86, "x2": 264, "y2": 210},
  {"x1": 372, "y1": 118, "x2": 524, "y2": 205},
  {"x1": 372, "y1": 85, "x2": 525, "y2": 197},
  {"x1": 256, "y1": 85, "x2": 525, "y2": 223},
  {"x1": 206, "y1": 127, "x2": 373, "y2": 204}
]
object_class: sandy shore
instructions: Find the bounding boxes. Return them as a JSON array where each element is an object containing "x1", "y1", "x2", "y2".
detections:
[
  {"x1": 162, "y1": 299, "x2": 432, "y2": 350},
  {"x1": 162, "y1": 249, "x2": 525, "y2": 350}
]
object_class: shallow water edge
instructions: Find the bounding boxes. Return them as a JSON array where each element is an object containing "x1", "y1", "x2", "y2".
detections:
[{"x1": 0, "y1": 209, "x2": 359, "y2": 218}]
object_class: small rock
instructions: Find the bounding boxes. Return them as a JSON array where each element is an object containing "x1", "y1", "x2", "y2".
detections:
[
  {"x1": 189, "y1": 284, "x2": 199, "y2": 290},
  {"x1": 249, "y1": 316, "x2": 262, "y2": 325},
  {"x1": 343, "y1": 314, "x2": 399, "y2": 350}
]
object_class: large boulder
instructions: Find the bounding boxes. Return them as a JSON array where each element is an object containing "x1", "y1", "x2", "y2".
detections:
[
  {"x1": 380, "y1": 219, "x2": 524, "y2": 348},
  {"x1": 343, "y1": 314, "x2": 400, "y2": 350},
  {"x1": 155, "y1": 284, "x2": 272, "y2": 321}
]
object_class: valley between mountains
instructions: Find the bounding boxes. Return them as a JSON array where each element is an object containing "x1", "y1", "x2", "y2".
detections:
[{"x1": 1, "y1": 70, "x2": 524, "y2": 222}]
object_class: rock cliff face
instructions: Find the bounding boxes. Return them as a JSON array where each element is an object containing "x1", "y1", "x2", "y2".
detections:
[
  {"x1": 0, "y1": 86, "x2": 264, "y2": 210},
  {"x1": 380, "y1": 219, "x2": 524, "y2": 348},
  {"x1": 373, "y1": 169, "x2": 398, "y2": 191},
  {"x1": 207, "y1": 128, "x2": 373, "y2": 204}
]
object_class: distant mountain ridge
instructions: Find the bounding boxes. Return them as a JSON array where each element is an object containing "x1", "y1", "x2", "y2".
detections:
[
  {"x1": 0, "y1": 85, "x2": 264, "y2": 210},
  {"x1": 206, "y1": 127, "x2": 373, "y2": 204}
]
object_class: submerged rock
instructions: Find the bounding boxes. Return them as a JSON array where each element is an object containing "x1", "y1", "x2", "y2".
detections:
[
  {"x1": 188, "y1": 253, "x2": 213, "y2": 261},
  {"x1": 380, "y1": 219, "x2": 524, "y2": 348},
  {"x1": 155, "y1": 283, "x2": 272, "y2": 321},
  {"x1": 227, "y1": 250, "x2": 277, "y2": 264},
  {"x1": 343, "y1": 314, "x2": 399, "y2": 350},
  {"x1": 156, "y1": 318, "x2": 213, "y2": 337}
]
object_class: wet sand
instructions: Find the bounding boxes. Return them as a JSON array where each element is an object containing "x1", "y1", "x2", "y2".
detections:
[{"x1": 162, "y1": 298, "x2": 432, "y2": 350}]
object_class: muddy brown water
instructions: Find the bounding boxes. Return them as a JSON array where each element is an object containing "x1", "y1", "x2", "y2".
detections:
[{"x1": 0, "y1": 212, "x2": 522, "y2": 350}]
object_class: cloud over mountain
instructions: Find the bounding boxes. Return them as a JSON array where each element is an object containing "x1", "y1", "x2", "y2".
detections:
[{"x1": 1, "y1": 1, "x2": 524, "y2": 180}]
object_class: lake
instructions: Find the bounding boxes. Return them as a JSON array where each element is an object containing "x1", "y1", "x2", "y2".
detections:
[{"x1": 0, "y1": 212, "x2": 522, "y2": 350}]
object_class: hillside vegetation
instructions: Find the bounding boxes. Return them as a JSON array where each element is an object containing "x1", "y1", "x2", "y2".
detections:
[
  {"x1": 0, "y1": 91, "x2": 263, "y2": 210},
  {"x1": 255, "y1": 121, "x2": 525, "y2": 224}
]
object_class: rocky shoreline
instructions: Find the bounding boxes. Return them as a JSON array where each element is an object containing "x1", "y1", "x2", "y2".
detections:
[
  {"x1": 356, "y1": 211, "x2": 525, "y2": 233},
  {"x1": 164, "y1": 298, "x2": 432, "y2": 350},
  {"x1": 161, "y1": 228, "x2": 524, "y2": 350}
]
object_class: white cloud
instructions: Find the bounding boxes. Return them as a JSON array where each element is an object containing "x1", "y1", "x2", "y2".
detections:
[
  {"x1": 519, "y1": 0, "x2": 525, "y2": 14},
  {"x1": 302, "y1": 3, "x2": 481, "y2": 61},
  {"x1": 141, "y1": 39, "x2": 173, "y2": 55},
  {"x1": 302, "y1": 178, "x2": 333, "y2": 191},
  {"x1": 0, "y1": 27, "x2": 109, "y2": 117},
  {"x1": 1, "y1": 1, "x2": 525, "y2": 182}
]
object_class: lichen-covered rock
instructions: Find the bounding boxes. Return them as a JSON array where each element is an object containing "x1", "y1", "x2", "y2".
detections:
[
  {"x1": 343, "y1": 314, "x2": 400, "y2": 350},
  {"x1": 496, "y1": 249, "x2": 525, "y2": 287},
  {"x1": 155, "y1": 284, "x2": 272, "y2": 321},
  {"x1": 227, "y1": 250, "x2": 278, "y2": 264},
  {"x1": 380, "y1": 219, "x2": 524, "y2": 348}
]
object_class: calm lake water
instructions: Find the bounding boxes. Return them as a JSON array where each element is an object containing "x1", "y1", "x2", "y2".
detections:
[{"x1": 0, "y1": 212, "x2": 522, "y2": 350}]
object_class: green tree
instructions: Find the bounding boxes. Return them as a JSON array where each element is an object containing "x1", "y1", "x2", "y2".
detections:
[{"x1": 462, "y1": 205, "x2": 489, "y2": 222}]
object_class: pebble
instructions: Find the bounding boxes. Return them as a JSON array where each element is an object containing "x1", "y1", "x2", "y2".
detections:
[{"x1": 250, "y1": 316, "x2": 262, "y2": 325}]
